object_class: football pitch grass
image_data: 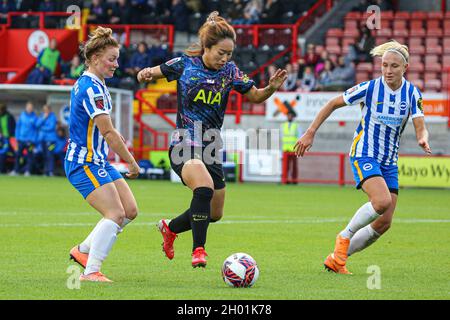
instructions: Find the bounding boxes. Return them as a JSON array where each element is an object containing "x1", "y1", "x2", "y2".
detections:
[{"x1": 0, "y1": 176, "x2": 449, "y2": 300}]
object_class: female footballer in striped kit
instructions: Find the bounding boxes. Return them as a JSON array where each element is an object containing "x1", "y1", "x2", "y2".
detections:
[
  {"x1": 66, "y1": 27, "x2": 140, "y2": 282},
  {"x1": 295, "y1": 40, "x2": 431, "y2": 274}
]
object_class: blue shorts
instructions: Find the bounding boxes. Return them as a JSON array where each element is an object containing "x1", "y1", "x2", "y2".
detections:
[
  {"x1": 350, "y1": 157, "x2": 399, "y2": 194},
  {"x1": 64, "y1": 160, "x2": 123, "y2": 199}
]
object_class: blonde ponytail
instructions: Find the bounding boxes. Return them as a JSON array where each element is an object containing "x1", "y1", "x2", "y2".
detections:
[{"x1": 370, "y1": 40, "x2": 409, "y2": 64}]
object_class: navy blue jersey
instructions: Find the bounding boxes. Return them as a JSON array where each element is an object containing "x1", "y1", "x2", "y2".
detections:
[{"x1": 160, "y1": 55, "x2": 255, "y2": 147}]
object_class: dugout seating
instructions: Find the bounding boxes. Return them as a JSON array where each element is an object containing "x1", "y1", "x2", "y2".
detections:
[{"x1": 324, "y1": 10, "x2": 450, "y2": 92}]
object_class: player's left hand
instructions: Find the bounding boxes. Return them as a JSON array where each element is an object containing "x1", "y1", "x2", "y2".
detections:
[
  {"x1": 418, "y1": 138, "x2": 432, "y2": 154},
  {"x1": 126, "y1": 161, "x2": 140, "y2": 179},
  {"x1": 268, "y1": 69, "x2": 288, "y2": 90}
]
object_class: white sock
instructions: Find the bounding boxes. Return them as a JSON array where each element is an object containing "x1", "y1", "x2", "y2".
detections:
[
  {"x1": 84, "y1": 219, "x2": 120, "y2": 275},
  {"x1": 79, "y1": 217, "x2": 133, "y2": 253},
  {"x1": 79, "y1": 218, "x2": 104, "y2": 254},
  {"x1": 348, "y1": 224, "x2": 381, "y2": 256},
  {"x1": 340, "y1": 202, "x2": 380, "y2": 239}
]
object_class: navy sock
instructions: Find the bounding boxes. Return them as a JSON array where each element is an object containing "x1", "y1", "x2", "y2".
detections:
[
  {"x1": 168, "y1": 209, "x2": 191, "y2": 234},
  {"x1": 190, "y1": 187, "x2": 214, "y2": 251}
]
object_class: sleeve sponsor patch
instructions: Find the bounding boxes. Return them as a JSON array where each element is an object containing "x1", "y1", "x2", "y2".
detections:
[
  {"x1": 94, "y1": 95, "x2": 105, "y2": 110},
  {"x1": 165, "y1": 57, "x2": 182, "y2": 66},
  {"x1": 417, "y1": 97, "x2": 423, "y2": 112},
  {"x1": 345, "y1": 85, "x2": 359, "y2": 95}
]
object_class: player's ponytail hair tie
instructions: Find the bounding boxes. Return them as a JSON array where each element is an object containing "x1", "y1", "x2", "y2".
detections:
[
  {"x1": 207, "y1": 11, "x2": 219, "y2": 25},
  {"x1": 370, "y1": 40, "x2": 409, "y2": 64}
]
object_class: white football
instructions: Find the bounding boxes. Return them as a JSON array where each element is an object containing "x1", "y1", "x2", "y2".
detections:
[{"x1": 221, "y1": 253, "x2": 259, "y2": 288}]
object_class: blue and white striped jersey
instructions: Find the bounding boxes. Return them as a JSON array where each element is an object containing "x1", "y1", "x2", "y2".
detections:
[
  {"x1": 343, "y1": 76, "x2": 424, "y2": 165},
  {"x1": 65, "y1": 72, "x2": 112, "y2": 166}
]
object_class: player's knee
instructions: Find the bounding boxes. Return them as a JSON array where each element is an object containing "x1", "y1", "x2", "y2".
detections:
[
  {"x1": 210, "y1": 210, "x2": 223, "y2": 222},
  {"x1": 125, "y1": 203, "x2": 138, "y2": 220},
  {"x1": 372, "y1": 197, "x2": 392, "y2": 214},
  {"x1": 106, "y1": 208, "x2": 126, "y2": 226}
]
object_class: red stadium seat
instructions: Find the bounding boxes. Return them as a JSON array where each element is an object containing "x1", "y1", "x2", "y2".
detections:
[
  {"x1": 342, "y1": 37, "x2": 356, "y2": 48},
  {"x1": 442, "y1": 55, "x2": 450, "y2": 68},
  {"x1": 428, "y1": 11, "x2": 444, "y2": 19},
  {"x1": 326, "y1": 45, "x2": 341, "y2": 55},
  {"x1": 410, "y1": 20, "x2": 424, "y2": 29},
  {"x1": 427, "y1": 19, "x2": 441, "y2": 30},
  {"x1": 427, "y1": 28, "x2": 443, "y2": 37},
  {"x1": 424, "y1": 79, "x2": 441, "y2": 91},
  {"x1": 424, "y1": 62, "x2": 442, "y2": 72},
  {"x1": 380, "y1": 19, "x2": 391, "y2": 29},
  {"x1": 408, "y1": 61, "x2": 424, "y2": 72},
  {"x1": 443, "y1": 38, "x2": 450, "y2": 53},
  {"x1": 327, "y1": 28, "x2": 343, "y2": 38},
  {"x1": 424, "y1": 72, "x2": 439, "y2": 82},
  {"x1": 375, "y1": 37, "x2": 389, "y2": 45},
  {"x1": 413, "y1": 79, "x2": 424, "y2": 91},
  {"x1": 326, "y1": 37, "x2": 340, "y2": 47},
  {"x1": 343, "y1": 28, "x2": 359, "y2": 38},
  {"x1": 411, "y1": 11, "x2": 427, "y2": 20},
  {"x1": 356, "y1": 62, "x2": 373, "y2": 72},
  {"x1": 393, "y1": 28, "x2": 409, "y2": 37},
  {"x1": 408, "y1": 37, "x2": 423, "y2": 46},
  {"x1": 407, "y1": 71, "x2": 422, "y2": 82},
  {"x1": 381, "y1": 11, "x2": 394, "y2": 19},
  {"x1": 356, "y1": 71, "x2": 370, "y2": 83},
  {"x1": 394, "y1": 11, "x2": 410, "y2": 20},
  {"x1": 409, "y1": 44, "x2": 425, "y2": 55},
  {"x1": 345, "y1": 12, "x2": 361, "y2": 20},
  {"x1": 376, "y1": 28, "x2": 392, "y2": 37},
  {"x1": 425, "y1": 38, "x2": 442, "y2": 54},
  {"x1": 393, "y1": 20, "x2": 407, "y2": 30},
  {"x1": 409, "y1": 55, "x2": 423, "y2": 65},
  {"x1": 344, "y1": 20, "x2": 358, "y2": 30}
]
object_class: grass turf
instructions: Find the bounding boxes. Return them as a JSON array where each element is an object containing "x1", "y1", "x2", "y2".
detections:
[{"x1": 0, "y1": 176, "x2": 449, "y2": 299}]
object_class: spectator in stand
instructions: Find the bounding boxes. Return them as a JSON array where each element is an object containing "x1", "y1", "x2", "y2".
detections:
[
  {"x1": 36, "y1": 104, "x2": 57, "y2": 177},
  {"x1": 130, "y1": 0, "x2": 151, "y2": 24},
  {"x1": 314, "y1": 50, "x2": 330, "y2": 77},
  {"x1": 0, "y1": 0, "x2": 15, "y2": 25},
  {"x1": 297, "y1": 66, "x2": 316, "y2": 92},
  {"x1": 27, "y1": 38, "x2": 62, "y2": 85},
  {"x1": 227, "y1": 0, "x2": 244, "y2": 24},
  {"x1": 87, "y1": 0, "x2": 108, "y2": 24},
  {"x1": 243, "y1": 0, "x2": 263, "y2": 24},
  {"x1": 316, "y1": 59, "x2": 334, "y2": 90},
  {"x1": 352, "y1": 0, "x2": 394, "y2": 12},
  {"x1": 0, "y1": 132, "x2": 10, "y2": 173},
  {"x1": 61, "y1": 55, "x2": 84, "y2": 80},
  {"x1": 323, "y1": 55, "x2": 355, "y2": 91},
  {"x1": 148, "y1": 40, "x2": 170, "y2": 66},
  {"x1": 109, "y1": 0, "x2": 132, "y2": 25},
  {"x1": 0, "y1": 103, "x2": 15, "y2": 140},
  {"x1": 186, "y1": 0, "x2": 203, "y2": 14},
  {"x1": 38, "y1": 0, "x2": 55, "y2": 12},
  {"x1": 12, "y1": 0, "x2": 37, "y2": 28},
  {"x1": 303, "y1": 43, "x2": 320, "y2": 67},
  {"x1": 260, "y1": 0, "x2": 281, "y2": 24},
  {"x1": 348, "y1": 25, "x2": 375, "y2": 63},
  {"x1": 54, "y1": 126, "x2": 68, "y2": 174},
  {"x1": 125, "y1": 42, "x2": 152, "y2": 80},
  {"x1": 170, "y1": 0, "x2": 190, "y2": 32},
  {"x1": 10, "y1": 101, "x2": 37, "y2": 177},
  {"x1": 282, "y1": 63, "x2": 298, "y2": 91}
]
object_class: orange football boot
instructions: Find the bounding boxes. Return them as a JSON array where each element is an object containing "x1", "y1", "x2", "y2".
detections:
[
  {"x1": 69, "y1": 245, "x2": 88, "y2": 268},
  {"x1": 323, "y1": 234, "x2": 352, "y2": 274},
  {"x1": 79, "y1": 272, "x2": 113, "y2": 283}
]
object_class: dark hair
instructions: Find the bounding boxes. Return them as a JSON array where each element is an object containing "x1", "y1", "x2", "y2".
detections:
[
  {"x1": 82, "y1": 26, "x2": 119, "y2": 66},
  {"x1": 185, "y1": 11, "x2": 236, "y2": 56}
]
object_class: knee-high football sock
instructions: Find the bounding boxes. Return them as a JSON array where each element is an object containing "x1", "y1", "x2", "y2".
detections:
[
  {"x1": 168, "y1": 209, "x2": 192, "y2": 234},
  {"x1": 347, "y1": 224, "x2": 381, "y2": 256},
  {"x1": 85, "y1": 219, "x2": 120, "y2": 275},
  {"x1": 79, "y1": 217, "x2": 132, "y2": 253},
  {"x1": 340, "y1": 202, "x2": 380, "y2": 239},
  {"x1": 189, "y1": 187, "x2": 214, "y2": 251}
]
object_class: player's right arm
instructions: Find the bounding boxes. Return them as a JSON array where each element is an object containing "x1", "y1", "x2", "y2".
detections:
[
  {"x1": 94, "y1": 114, "x2": 140, "y2": 178},
  {"x1": 294, "y1": 95, "x2": 346, "y2": 157}
]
